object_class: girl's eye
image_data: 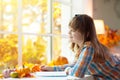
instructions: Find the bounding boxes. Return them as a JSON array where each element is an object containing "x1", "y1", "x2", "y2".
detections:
[
  {"x1": 71, "y1": 30, "x2": 73, "y2": 32},
  {"x1": 69, "y1": 29, "x2": 75, "y2": 32},
  {"x1": 70, "y1": 30, "x2": 72, "y2": 32},
  {"x1": 71, "y1": 30, "x2": 75, "y2": 32}
]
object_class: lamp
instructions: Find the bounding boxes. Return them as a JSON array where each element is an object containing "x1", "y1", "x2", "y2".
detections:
[{"x1": 94, "y1": 20, "x2": 105, "y2": 34}]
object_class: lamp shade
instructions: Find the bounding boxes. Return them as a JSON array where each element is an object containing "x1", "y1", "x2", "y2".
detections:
[{"x1": 94, "y1": 20, "x2": 105, "y2": 34}]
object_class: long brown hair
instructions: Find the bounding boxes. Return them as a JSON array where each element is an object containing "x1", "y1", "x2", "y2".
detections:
[{"x1": 69, "y1": 14, "x2": 111, "y2": 63}]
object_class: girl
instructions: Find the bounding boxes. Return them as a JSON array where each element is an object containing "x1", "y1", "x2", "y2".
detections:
[{"x1": 41, "y1": 14, "x2": 120, "y2": 80}]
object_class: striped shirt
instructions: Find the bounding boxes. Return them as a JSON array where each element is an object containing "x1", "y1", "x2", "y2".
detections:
[{"x1": 53, "y1": 42, "x2": 120, "y2": 80}]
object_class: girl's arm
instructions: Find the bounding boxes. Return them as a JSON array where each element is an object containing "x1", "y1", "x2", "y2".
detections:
[
  {"x1": 53, "y1": 62, "x2": 76, "y2": 71},
  {"x1": 69, "y1": 45, "x2": 94, "y2": 78},
  {"x1": 41, "y1": 62, "x2": 76, "y2": 71}
]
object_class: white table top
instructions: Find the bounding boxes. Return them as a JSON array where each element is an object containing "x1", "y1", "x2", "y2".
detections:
[
  {"x1": 1, "y1": 75, "x2": 93, "y2": 80},
  {"x1": 1, "y1": 72, "x2": 93, "y2": 80}
]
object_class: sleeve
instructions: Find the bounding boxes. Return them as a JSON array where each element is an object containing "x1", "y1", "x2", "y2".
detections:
[
  {"x1": 69, "y1": 46, "x2": 94, "y2": 78},
  {"x1": 53, "y1": 62, "x2": 76, "y2": 71}
]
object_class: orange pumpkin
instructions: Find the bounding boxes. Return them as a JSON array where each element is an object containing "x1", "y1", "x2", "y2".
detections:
[{"x1": 48, "y1": 56, "x2": 68, "y2": 66}]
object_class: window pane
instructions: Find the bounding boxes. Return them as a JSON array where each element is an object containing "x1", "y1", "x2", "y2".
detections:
[
  {"x1": 0, "y1": 34, "x2": 18, "y2": 73},
  {"x1": 52, "y1": 36, "x2": 74, "y2": 63},
  {"x1": 0, "y1": 0, "x2": 18, "y2": 32},
  {"x1": 61, "y1": 38, "x2": 75, "y2": 63},
  {"x1": 52, "y1": 36, "x2": 61, "y2": 59},
  {"x1": 22, "y1": 0, "x2": 49, "y2": 34},
  {"x1": 53, "y1": 1, "x2": 61, "y2": 34},
  {"x1": 53, "y1": 0, "x2": 71, "y2": 35},
  {"x1": 52, "y1": 1, "x2": 71, "y2": 60},
  {"x1": 61, "y1": 3, "x2": 71, "y2": 35},
  {"x1": 22, "y1": 35, "x2": 49, "y2": 65}
]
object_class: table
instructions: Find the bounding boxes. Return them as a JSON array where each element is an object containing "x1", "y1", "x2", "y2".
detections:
[
  {"x1": 1, "y1": 75, "x2": 93, "y2": 80},
  {"x1": 1, "y1": 71, "x2": 93, "y2": 80}
]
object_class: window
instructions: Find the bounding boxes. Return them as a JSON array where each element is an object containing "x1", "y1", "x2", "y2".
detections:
[{"x1": 0, "y1": 0, "x2": 74, "y2": 73}]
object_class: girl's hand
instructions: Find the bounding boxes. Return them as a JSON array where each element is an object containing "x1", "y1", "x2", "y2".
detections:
[
  {"x1": 64, "y1": 67, "x2": 72, "y2": 75},
  {"x1": 40, "y1": 65, "x2": 54, "y2": 71}
]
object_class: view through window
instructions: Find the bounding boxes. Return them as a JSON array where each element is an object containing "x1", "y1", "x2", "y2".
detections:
[{"x1": 0, "y1": 0, "x2": 73, "y2": 73}]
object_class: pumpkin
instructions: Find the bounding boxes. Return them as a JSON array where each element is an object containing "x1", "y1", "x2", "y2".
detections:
[
  {"x1": 48, "y1": 56, "x2": 68, "y2": 66},
  {"x1": 55, "y1": 56, "x2": 68, "y2": 65}
]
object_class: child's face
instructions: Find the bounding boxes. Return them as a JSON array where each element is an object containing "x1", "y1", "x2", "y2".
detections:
[{"x1": 68, "y1": 28, "x2": 83, "y2": 45}]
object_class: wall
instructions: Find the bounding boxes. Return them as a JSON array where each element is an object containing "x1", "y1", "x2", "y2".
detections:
[
  {"x1": 93, "y1": 0, "x2": 120, "y2": 29},
  {"x1": 72, "y1": 0, "x2": 93, "y2": 17}
]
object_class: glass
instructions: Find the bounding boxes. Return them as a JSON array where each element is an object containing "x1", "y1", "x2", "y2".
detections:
[
  {"x1": 52, "y1": 0, "x2": 71, "y2": 35},
  {"x1": 0, "y1": 34, "x2": 18, "y2": 73},
  {"x1": 52, "y1": 36, "x2": 61, "y2": 59},
  {"x1": 0, "y1": 0, "x2": 18, "y2": 32},
  {"x1": 61, "y1": 38, "x2": 75, "y2": 63},
  {"x1": 52, "y1": 1, "x2": 61, "y2": 34},
  {"x1": 22, "y1": 35, "x2": 49, "y2": 65},
  {"x1": 0, "y1": 0, "x2": 73, "y2": 71},
  {"x1": 52, "y1": 0, "x2": 71, "y2": 59},
  {"x1": 52, "y1": 36, "x2": 74, "y2": 63},
  {"x1": 22, "y1": 0, "x2": 49, "y2": 34}
]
